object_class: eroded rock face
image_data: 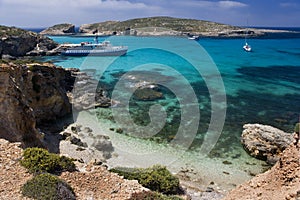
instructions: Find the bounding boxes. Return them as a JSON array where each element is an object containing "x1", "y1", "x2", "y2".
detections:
[
  {"x1": 25, "y1": 63, "x2": 77, "y2": 123},
  {"x1": 40, "y1": 23, "x2": 75, "y2": 35},
  {"x1": 0, "y1": 62, "x2": 77, "y2": 147},
  {"x1": 0, "y1": 63, "x2": 41, "y2": 147},
  {"x1": 241, "y1": 124, "x2": 294, "y2": 164}
]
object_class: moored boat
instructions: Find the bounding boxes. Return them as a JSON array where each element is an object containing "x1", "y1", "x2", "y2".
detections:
[
  {"x1": 61, "y1": 41, "x2": 128, "y2": 56},
  {"x1": 243, "y1": 42, "x2": 252, "y2": 52},
  {"x1": 188, "y1": 35, "x2": 200, "y2": 41}
]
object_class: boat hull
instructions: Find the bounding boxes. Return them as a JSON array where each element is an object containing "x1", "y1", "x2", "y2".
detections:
[{"x1": 61, "y1": 48, "x2": 128, "y2": 56}]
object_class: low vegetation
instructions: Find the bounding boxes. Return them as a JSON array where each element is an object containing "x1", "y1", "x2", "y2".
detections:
[
  {"x1": 110, "y1": 165, "x2": 181, "y2": 195},
  {"x1": 130, "y1": 191, "x2": 184, "y2": 200},
  {"x1": 22, "y1": 173, "x2": 76, "y2": 200},
  {"x1": 0, "y1": 25, "x2": 34, "y2": 37},
  {"x1": 295, "y1": 123, "x2": 299, "y2": 133},
  {"x1": 20, "y1": 147, "x2": 76, "y2": 174}
]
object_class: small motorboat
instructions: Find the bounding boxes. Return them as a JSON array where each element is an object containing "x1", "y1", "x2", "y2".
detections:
[{"x1": 243, "y1": 42, "x2": 252, "y2": 52}]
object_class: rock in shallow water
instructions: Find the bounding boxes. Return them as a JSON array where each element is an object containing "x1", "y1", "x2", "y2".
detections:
[{"x1": 241, "y1": 123, "x2": 294, "y2": 165}]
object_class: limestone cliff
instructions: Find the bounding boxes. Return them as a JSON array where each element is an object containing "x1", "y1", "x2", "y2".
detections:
[
  {"x1": 0, "y1": 25, "x2": 58, "y2": 57},
  {"x1": 40, "y1": 23, "x2": 76, "y2": 35},
  {"x1": 0, "y1": 61, "x2": 77, "y2": 147}
]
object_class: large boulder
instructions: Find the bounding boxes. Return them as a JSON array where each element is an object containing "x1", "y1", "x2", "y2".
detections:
[
  {"x1": 0, "y1": 25, "x2": 58, "y2": 57},
  {"x1": 241, "y1": 124, "x2": 294, "y2": 164},
  {"x1": 40, "y1": 23, "x2": 75, "y2": 35}
]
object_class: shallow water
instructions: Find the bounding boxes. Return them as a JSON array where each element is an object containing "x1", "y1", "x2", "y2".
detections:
[{"x1": 45, "y1": 35, "x2": 300, "y2": 189}]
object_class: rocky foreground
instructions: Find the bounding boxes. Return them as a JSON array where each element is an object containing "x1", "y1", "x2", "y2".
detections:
[
  {"x1": 224, "y1": 140, "x2": 300, "y2": 200},
  {"x1": 0, "y1": 138, "x2": 150, "y2": 200}
]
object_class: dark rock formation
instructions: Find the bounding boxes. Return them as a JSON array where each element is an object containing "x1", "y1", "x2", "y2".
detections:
[
  {"x1": 241, "y1": 124, "x2": 294, "y2": 165},
  {"x1": 133, "y1": 87, "x2": 163, "y2": 101},
  {"x1": 0, "y1": 61, "x2": 77, "y2": 147},
  {"x1": 40, "y1": 23, "x2": 76, "y2": 35},
  {"x1": 0, "y1": 25, "x2": 58, "y2": 57},
  {"x1": 25, "y1": 63, "x2": 77, "y2": 123},
  {"x1": 0, "y1": 63, "x2": 41, "y2": 147}
]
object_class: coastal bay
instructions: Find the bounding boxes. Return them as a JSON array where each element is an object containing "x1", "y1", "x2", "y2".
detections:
[{"x1": 1, "y1": 23, "x2": 300, "y2": 199}]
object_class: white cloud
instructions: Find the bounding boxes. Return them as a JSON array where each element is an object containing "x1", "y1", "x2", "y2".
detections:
[
  {"x1": 218, "y1": 1, "x2": 248, "y2": 9},
  {"x1": 170, "y1": 0, "x2": 247, "y2": 10},
  {"x1": 0, "y1": 0, "x2": 163, "y2": 27}
]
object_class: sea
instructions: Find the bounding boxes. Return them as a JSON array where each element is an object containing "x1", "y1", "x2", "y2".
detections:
[{"x1": 31, "y1": 28, "x2": 300, "y2": 191}]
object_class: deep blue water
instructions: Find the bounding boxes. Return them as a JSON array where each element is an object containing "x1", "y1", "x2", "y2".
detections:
[{"x1": 43, "y1": 34, "x2": 300, "y2": 157}]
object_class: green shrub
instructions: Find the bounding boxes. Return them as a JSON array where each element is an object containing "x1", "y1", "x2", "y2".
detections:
[
  {"x1": 130, "y1": 191, "x2": 183, "y2": 200},
  {"x1": 20, "y1": 147, "x2": 76, "y2": 174},
  {"x1": 295, "y1": 123, "x2": 300, "y2": 133},
  {"x1": 110, "y1": 165, "x2": 180, "y2": 195},
  {"x1": 22, "y1": 173, "x2": 76, "y2": 200}
]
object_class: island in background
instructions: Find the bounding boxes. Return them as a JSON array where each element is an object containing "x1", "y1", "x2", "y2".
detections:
[{"x1": 39, "y1": 16, "x2": 298, "y2": 38}]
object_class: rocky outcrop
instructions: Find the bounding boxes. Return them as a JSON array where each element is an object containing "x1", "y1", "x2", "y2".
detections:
[
  {"x1": 224, "y1": 138, "x2": 300, "y2": 200},
  {"x1": 70, "y1": 71, "x2": 112, "y2": 110},
  {"x1": 40, "y1": 23, "x2": 76, "y2": 35},
  {"x1": 25, "y1": 63, "x2": 77, "y2": 123},
  {"x1": 0, "y1": 25, "x2": 58, "y2": 57},
  {"x1": 241, "y1": 124, "x2": 294, "y2": 164},
  {"x1": 0, "y1": 61, "x2": 77, "y2": 147},
  {"x1": 0, "y1": 63, "x2": 42, "y2": 147}
]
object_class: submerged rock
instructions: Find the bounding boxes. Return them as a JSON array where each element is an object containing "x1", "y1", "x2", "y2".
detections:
[
  {"x1": 241, "y1": 124, "x2": 294, "y2": 165},
  {"x1": 133, "y1": 87, "x2": 164, "y2": 101}
]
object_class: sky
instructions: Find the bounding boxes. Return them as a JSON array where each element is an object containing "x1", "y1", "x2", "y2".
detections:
[{"x1": 0, "y1": 0, "x2": 300, "y2": 28}]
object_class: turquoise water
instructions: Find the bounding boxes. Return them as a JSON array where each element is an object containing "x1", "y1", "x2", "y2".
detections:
[{"x1": 46, "y1": 35, "x2": 300, "y2": 158}]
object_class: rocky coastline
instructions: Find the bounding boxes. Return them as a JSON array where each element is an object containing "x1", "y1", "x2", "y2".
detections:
[{"x1": 1, "y1": 59, "x2": 299, "y2": 199}]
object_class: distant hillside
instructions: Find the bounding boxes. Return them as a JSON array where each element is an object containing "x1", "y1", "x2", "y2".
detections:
[
  {"x1": 40, "y1": 23, "x2": 75, "y2": 35},
  {"x1": 79, "y1": 16, "x2": 244, "y2": 36}
]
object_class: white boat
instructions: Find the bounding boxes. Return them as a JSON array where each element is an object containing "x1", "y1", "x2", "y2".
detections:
[
  {"x1": 61, "y1": 41, "x2": 128, "y2": 56},
  {"x1": 243, "y1": 42, "x2": 252, "y2": 52},
  {"x1": 188, "y1": 35, "x2": 200, "y2": 41}
]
